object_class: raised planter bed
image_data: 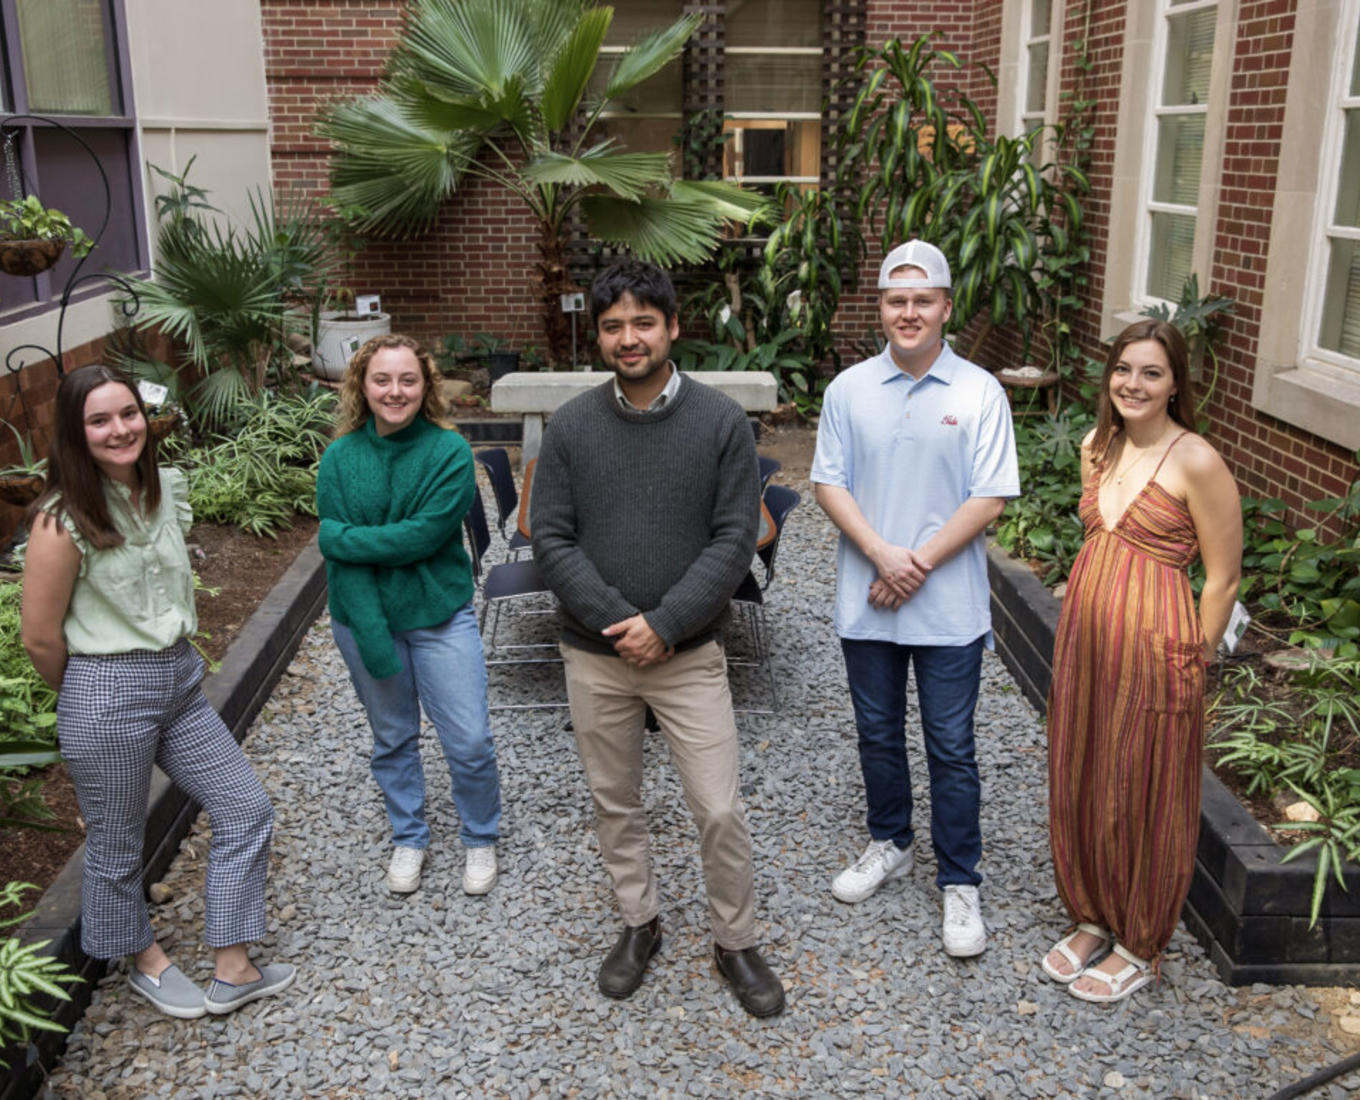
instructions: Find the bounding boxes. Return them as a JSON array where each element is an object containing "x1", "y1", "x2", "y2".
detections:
[
  {"x1": 987, "y1": 543, "x2": 1360, "y2": 986},
  {"x1": 0, "y1": 540, "x2": 327, "y2": 1100}
]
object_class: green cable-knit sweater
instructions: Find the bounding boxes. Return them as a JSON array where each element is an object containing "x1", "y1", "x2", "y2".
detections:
[{"x1": 316, "y1": 416, "x2": 475, "y2": 678}]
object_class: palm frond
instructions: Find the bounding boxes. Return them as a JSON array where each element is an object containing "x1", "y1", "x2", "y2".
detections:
[
  {"x1": 603, "y1": 13, "x2": 702, "y2": 100},
  {"x1": 667, "y1": 179, "x2": 771, "y2": 226},
  {"x1": 526, "y1": 148, "x2": 672, "y2": 200},
  {"x1": 580, "y1": 194, "x2": 725, "y2": 265},
  {"x1": 539, "y1": 6, "x2": 612, "y2": 131}
]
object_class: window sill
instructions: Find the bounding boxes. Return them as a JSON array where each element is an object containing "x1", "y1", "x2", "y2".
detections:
[{"x1": 1252, "y1": 362, "x2": 1360, "y2": 451}]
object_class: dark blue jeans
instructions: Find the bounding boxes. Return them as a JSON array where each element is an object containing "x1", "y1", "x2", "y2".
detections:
[{"x1": 840, "y1": 636, "x2": 985, "y2": 887}]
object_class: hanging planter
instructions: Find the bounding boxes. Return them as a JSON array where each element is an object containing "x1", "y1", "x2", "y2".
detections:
[
  {"x1": 0, "y1": 236, "x2": 64, "y2": 276},
  {"x1": 0, "y1": 472, "x2": 43, "y2": 507},
  {"x1": 0, "y1": 195, "x2": 93, "y2": 278}
]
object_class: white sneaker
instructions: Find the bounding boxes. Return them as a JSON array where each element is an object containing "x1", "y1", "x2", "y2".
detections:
[
  {"x1": 463, "y1": 845, "x2": 497, "y2": 895},
  {"x1": 942, "y1": 884, "x2": 986, "y2": 957},
  {"x1": 831, "y1": 838, "x2": 913, "y2": 903},
  {"x1": 386, "y1": 846, "x2": 426, "y2": 894}
]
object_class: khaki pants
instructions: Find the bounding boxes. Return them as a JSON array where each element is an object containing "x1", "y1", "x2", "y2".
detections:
[{"x1": 562, "y1": 641, "x2": 757, "y2": 949}]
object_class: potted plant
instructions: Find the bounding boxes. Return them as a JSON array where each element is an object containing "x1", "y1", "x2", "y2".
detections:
[
  {"x1": 0, "y1": 422, "x2": 46, "y2": 508},
  {"x1": 0, "y1": 195, "x2": 93, "y2": 277},
  {"x1": 312, "y1": 289, "x2": 391, "y2": 381}
]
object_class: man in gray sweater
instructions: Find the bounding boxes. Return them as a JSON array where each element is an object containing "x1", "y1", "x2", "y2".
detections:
[{"x1": 531, "y1": 259, "x2": 785, "y2": 1018}]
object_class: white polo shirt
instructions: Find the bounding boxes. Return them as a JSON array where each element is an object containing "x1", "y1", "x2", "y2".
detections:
[{"x1": 810, "y1": 340, "x2": 1019, "y2": 646}]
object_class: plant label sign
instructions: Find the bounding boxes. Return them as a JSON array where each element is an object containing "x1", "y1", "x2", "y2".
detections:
[
  {"x1": 137, "y1": 380, "x2": 169, "y2": 408},
  {"x1": 560, "y1": 292, "x2": 585, "y2": 313},
  {"x1": 1222, "y1": 600, "x2": 1251, "y2": 654},
  {"x1": 355, "y1": 294, "x2": 382, "y2": 315},
  {"x1": 340, "y1": 335, "x2": 362, "y2": 360}
]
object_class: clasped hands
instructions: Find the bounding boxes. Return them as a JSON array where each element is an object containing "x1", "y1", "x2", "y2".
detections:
[
  {"x1": 602, "y1": 613, "x2": 674, "y2": 667},
  {"x1": 867, "y1": 543, "x2": 932, "y2": 610}
]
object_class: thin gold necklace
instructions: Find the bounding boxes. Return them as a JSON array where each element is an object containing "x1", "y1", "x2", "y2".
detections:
[{"x1": 1112, "y1": 431, "x2": 1173, "y2": 485}]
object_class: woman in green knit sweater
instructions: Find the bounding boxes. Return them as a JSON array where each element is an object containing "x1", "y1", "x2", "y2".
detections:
[{"x1": 316, "y1": 334, "x2": 501, "y2": 897}]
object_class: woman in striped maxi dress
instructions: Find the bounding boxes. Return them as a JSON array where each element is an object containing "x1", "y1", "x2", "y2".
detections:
[{"x1": 1042, "y1": 320, "x2": 1242, "y2": 1003}]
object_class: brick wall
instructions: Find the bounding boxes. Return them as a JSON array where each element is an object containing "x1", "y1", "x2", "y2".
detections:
[{"x1": 261, "y1": 0, "x2": 1359, "y2": 517}]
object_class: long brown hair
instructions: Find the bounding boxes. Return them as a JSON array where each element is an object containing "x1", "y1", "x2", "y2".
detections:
[
  {"x1": 1089, "y1": 319, "x2": 1196, "y2": 469},
  {"x1": 333, "y1": 333, "x2": 450, "y2": 437},
  {"x1": 26, "y1": 364, "x2": 160, "y2": 550}
]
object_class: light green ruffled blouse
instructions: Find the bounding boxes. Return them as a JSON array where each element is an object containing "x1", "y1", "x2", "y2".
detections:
[{"x1": 36, "y1": 467, "x2": 197, "y2": 655}]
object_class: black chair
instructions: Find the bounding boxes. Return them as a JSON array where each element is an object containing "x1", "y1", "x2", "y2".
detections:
[
  {"x1": 464, "y1": 492, "x2": 566, "y2": 710},
  {"x1": 475, "y1": 447, "x2": 533, "y2": 560},
  {"x1": 728, "y1": 484, "x2": 801, "y2": 714},
  {"x1": 757, "y1": 454, "x2": 781, "y2": 493}
]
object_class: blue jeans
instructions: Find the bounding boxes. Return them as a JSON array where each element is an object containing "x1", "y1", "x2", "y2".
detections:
[
  {"x1": 333, "y1": 604, "x2": 501, "y2": 849},
  {"x1": 840, "y1": 636, "x2": 984, "y2": 887}
]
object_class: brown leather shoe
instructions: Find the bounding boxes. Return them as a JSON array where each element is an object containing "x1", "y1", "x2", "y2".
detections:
[
  {"x1": 714, "y1": 944, "x2": 785, "y2": 1017},
  {"x1": 598, "y1": 917, "x2": 662, "y2": 998}
]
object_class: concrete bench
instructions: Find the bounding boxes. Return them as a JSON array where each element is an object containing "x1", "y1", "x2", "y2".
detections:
[{"x1": 490, "y1": 370, "x2": 779, "y2": 463}]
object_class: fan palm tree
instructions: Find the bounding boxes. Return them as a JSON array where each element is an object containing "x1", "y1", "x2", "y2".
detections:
[{"x1": 316, "y1": 0, "x2": 767, "y2": 365}]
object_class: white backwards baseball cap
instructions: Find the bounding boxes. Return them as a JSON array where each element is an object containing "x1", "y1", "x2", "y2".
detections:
[{"x1": 878, "y1": 239, "x2": 951, "y2": 290}]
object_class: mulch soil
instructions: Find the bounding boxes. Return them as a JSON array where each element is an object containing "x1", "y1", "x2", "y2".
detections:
[{"x1": 0, "y1": 517, "x2": 318, "y2": 903}]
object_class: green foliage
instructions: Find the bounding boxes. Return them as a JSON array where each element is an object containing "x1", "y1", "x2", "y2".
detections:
[
  {"x1": 316, "y1": 0, "x2": 767, "y2": 364},
  {"x1": 993, "y1": 406, "x2": 1095, "y2": 584},
  {"x1": 0, "y1": 421, "x2": 46, "y2": 479},
  {"x1": 166, "y1": 390, "x2": 336, "y2": 537},
  {"x1": 830, "y1": 33, "x2": 1091, "y2": 366},
  {"x1": 123, "y1": 160, "x2": 336, "y2": 430},
  {"x1": 0, "y1": 883, "x2": 82, "y2": 1067},
  {"x1": 1237, "y1": 455, "x2": 1360, "y2": 655},
  {"x1": 1210, "y1": 653, "x2": 1360, "y2": 926},
  {"x1": 0, "y1": 195, "x2": 93, "y2": 257},
  {"x1": 0, "y1": 583, "x2": 57, "y2": 747}
]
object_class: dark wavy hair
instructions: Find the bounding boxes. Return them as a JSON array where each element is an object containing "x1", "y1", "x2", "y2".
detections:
[
  {"x1": 1089, "y1": 319, "x2": 1196, "y2": 471},
  {"x1": 333, "y1": 333, "x2": 449, "y2": 437},
  {"x1": 27, "y1": 364, "x2": 159, "y2": 550},
  {"x1": 589, "y1": 259, "x2": 678, "y2": 327}
]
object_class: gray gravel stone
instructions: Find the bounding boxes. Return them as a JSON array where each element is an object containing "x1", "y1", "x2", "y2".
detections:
[{"x1": 37, "y1": 471, "x2": 1354, "y2": 1099}]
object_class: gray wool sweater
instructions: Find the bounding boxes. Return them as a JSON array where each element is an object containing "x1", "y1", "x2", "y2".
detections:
[{"x1": 530, "y1": 375, "x2": 760, "y2": 656}]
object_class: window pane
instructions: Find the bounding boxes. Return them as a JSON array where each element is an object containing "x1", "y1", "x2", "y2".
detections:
[
  {"x1": 726, "y1": 53, "x2": 822, "y2": 114},
  {"x1": 1030, "y1": 0, "x2": 1053, "y2": 38},
  {"x1": 723, "y1": 120, "x2": 819, "y2": 180},
  {"x1": 727, "y1": 0, "x2": 820, "y2": 49},
  {"x1": 1147, "y1": 210, "x2": 1196, "y2": 300},
  {"x1": 1336, "y1": 109, "x2": 1360, "y2": 228},
  {"x1": 590, "y1": 58, "x2": 682, "y2": 115},
  {"x1": 1162, "y1": 8, "x2": 1216, "y2": 107},
  {"x1": 17, "y1": 0, "x2": 116, "y2": 115},
  {"x1": 1026, "y1": 41, "x2": 1049, "y2": 114},
  {"x1": 596, "y1": 116, "x2": 681, "y2": 159},
  {"x1": 1153, "y1": 114, "x2": 1205, "y2": 204},
  {"x1": 1351, "y1": 10, "x2": 1360, "y2": 98},
  {"x1": 1319, "y1": 237, "x2": 1360, "y2": 358},
  {"x1": 602, "y1": 1, "x2": 685, "y2": 47}
]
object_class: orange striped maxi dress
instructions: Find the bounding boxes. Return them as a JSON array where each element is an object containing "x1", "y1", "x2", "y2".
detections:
[{"x1": 1047, "y1": 440, "x2": 1205, "y2": 962}]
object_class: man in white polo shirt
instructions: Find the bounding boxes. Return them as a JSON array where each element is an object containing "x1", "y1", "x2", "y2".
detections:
[{"x1": 810, "y1": 240, "x2": 1019, "y2": 957}]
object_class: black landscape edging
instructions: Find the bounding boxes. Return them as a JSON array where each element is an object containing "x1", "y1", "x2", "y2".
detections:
[
  {"x1": 986, "y1": 542, "x2": 1360, "y2": 987},
  {"x1": 0, "y1": 539, "x2": 327, "y2": 1100},
  {"x1": 453, "y1": 418, "x2": 522, "y2": 444}
]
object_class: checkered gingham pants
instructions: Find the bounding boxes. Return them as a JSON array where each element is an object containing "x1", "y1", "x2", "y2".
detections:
[{"x1": 57, "y1": 640, "x2": 274, "y2": 959}]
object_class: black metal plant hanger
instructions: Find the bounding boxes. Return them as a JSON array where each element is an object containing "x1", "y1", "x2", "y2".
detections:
[{"x1": 2, "y1": 113, "x2": 141, "y2": 380}]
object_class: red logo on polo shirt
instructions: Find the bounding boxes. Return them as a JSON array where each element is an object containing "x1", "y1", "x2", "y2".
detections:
[{"x1": 941, "y1": 414, "x2": 958, "y2": 426}]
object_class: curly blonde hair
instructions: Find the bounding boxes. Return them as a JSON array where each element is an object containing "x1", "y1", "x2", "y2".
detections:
[{"x1": 333, "y1": 333, "x2": 451, "y2": 436}]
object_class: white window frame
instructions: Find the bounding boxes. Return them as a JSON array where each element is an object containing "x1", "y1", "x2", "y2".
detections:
[
  {"x1": 1253, "y1": 0, "x2": 1360, "y2": 449},
  {"x1": 998, "y1": 0, "x2": 1064, "y2": 158},
  {"x1": 723, "y1": 45, "x2": 821, "y2": 188},
  {"x1": 1100, "y1": 0, "x2": 1234, "y2": 339},
  {"x1": 1133, "y1": 0, "x2": 1218, "y2": 310},
  {"x1": 1301, "y1": 0, "x2": 1360, "y2": 377}
]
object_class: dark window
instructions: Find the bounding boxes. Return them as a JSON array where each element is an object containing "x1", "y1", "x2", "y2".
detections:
[{"x1": 1, "y1": 0, "x2": 144, "y2": 312}]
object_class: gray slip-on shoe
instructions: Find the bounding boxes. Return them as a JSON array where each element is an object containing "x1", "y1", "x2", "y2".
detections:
[
  {"x1": 203, "y1": 962, "x2": 297, "y2": 1014},
  {"x1": 128, "y1": 964, "x2": 206, "y2": 1019}
]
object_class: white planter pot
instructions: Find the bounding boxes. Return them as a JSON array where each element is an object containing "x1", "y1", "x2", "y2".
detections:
[{"x1": 313, "y1": 311, "x2": 392, "y2": 380}]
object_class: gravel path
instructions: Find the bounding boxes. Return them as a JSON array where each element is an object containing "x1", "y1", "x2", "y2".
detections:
[{"x1": 41, "y1": 474, "x2": 1357, "y2": 1099}]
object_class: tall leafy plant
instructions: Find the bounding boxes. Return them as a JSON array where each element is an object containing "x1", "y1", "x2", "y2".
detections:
[
  {"x1": 831, "y1": 34, "x2": 1090, "y2": 365},
  {"x1": 315, "y1": 0, "x2": 766, "y2": 365},
  {"x1": 0, "y1": 883, "x2": 81, "y2": 1067},
  {"x1": 123, "y1": 161, "x2": 336, "y2": 428}
]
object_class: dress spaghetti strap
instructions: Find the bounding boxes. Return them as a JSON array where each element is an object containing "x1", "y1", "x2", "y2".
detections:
[{"x1": 1150, "y1": 431, "x2": 1189, "y2": 479}]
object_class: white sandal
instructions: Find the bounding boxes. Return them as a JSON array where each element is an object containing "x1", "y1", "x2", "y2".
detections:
[
  {"x1": 1041, "y1": 923, "x2": 1111, "y2": 984},
  {"x1": 1068, "y1": 943, "x2": 1156, "y2": 1003}
]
